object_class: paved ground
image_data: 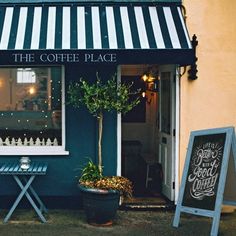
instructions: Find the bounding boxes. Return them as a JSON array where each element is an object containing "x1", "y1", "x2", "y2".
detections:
[{"x1": 0, "y1": 209, "x2": 236, "y2": 235}]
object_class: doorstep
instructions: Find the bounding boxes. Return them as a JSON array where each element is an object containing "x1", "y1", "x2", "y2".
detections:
[{"x1": 120, "y1": 196, "x2": 175, "y2": 211}]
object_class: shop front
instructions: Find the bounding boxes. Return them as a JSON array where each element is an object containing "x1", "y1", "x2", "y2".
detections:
[{"x1": 0, "y1": 1, "x2": 195, "y2": 207}]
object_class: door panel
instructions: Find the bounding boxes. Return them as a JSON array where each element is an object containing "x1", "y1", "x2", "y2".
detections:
[{"x1": 158, "y1": 65, "x2": 176, "y2": 201}]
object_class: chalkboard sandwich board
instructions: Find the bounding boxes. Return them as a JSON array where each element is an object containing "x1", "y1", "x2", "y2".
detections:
[{"x1": 173, "y1": 127, "x2": 236, "y2": 236}]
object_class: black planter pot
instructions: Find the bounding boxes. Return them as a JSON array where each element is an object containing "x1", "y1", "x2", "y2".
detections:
[{"x1": 79, "y1": 185, "x2": 120, "y2": 225}]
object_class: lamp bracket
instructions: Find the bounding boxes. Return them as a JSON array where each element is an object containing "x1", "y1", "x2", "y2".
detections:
[{"x1": 188, "y1": 34, "x2": 198, "y2": 80}]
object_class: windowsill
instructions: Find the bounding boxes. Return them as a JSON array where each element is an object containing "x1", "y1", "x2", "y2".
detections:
[{"x1": 0, "y1": 146, "x2": 69, "y2": 156}]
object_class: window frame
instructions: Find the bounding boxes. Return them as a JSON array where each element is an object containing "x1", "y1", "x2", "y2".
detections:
[{"x1": 0, "y1": 65, "x2": 69, "y2": 156}]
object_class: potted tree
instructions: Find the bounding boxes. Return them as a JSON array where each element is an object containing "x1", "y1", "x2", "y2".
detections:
[{"x1": 68, "y1": 73, "x2": 140, "y2": 225}]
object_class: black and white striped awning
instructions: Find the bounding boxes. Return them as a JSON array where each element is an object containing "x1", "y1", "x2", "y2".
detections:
[
  {"x1": 0, "y1": 4, "x2": 192, "y2": 50},
  {"x1": 0, "y1": 3, "x2": 195, "y2": 65}
]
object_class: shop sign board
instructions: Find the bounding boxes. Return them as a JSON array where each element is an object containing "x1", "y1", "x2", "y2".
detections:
[
  {"x1": 0, "y1": 49, "x2": 195, "y2": 66},
  {"x1": 12, "y1": 52, "x2": 117, "y2": 64},
  {"x1": 173, "y1": 127, "x2": 236, "y2": 236}
]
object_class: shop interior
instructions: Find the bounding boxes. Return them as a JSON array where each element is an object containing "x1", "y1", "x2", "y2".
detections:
[
  {"x1": 121, "y1": 65, "x2": 169, "y2": 208},
  {"x1": 0, "y1": 67, "x2": 62, "y2": 146}
]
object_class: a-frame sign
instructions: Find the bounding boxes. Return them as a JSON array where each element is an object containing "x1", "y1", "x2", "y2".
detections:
[{"x1": 173, "y1": 127, "x2": 236, "y2": 236}]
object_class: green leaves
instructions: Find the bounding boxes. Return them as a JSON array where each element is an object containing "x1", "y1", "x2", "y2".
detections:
[
  {"x1": 68, "y1": 73, "x2": 140, "y2": 176},
  {"x1": 67, "y1": 73, "x2": 140, "y2": 118},
  {"x1": 79, "y1": 160, "x2": 102, "y2": 182}
]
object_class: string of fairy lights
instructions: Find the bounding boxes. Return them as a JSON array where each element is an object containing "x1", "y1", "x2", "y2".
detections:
[{"x1": 0, "y1": 68, "x2": 62, "y2": 144}]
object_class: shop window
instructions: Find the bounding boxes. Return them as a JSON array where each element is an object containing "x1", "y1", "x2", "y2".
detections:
[
  {"x1": 160, "y1": 72, "x2": 171, "y2": 134},
  {"x1": 0, "y1": 66, "x2": 68, "y2": 155}
]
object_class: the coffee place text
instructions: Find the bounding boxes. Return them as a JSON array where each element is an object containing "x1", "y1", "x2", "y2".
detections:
[{"x1": 12, "y1": 53, "x2": 117, "y2": 63}]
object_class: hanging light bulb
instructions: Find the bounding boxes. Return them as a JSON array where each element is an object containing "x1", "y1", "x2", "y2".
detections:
[
  {"x1": 141, "y1": 68, "x2": 158, "y2": 92},
  {"x1": 141, "y1": 74, "x2": 148, "y2": 82},
  {"x1": 29, "y1": 86, "x2": 36, "y2": 95}
]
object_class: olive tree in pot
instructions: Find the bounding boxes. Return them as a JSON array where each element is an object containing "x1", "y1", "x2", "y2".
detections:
[{"x1": 68, "y1": 73, "x2": 140, "y2": 226}]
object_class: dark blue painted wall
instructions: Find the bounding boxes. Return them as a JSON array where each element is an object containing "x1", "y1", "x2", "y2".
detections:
[{"x1": 0, "y1": 65, "x2": 118, "y2": 205}]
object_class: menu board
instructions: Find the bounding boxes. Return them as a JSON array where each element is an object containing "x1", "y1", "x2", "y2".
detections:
[
  {"x1": 182, "y1": 133, "x2": 226, "y2": 210},
  {"x1": 173, "y1": 127, "x2": 236, "y2": 236}
]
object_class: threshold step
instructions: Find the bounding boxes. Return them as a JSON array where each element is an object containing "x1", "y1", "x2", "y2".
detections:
[{"x1": 120, "y1": 203, "x2": 175, "y2": 211}]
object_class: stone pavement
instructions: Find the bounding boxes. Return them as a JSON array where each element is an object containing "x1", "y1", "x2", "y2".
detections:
[{"x1": 0, "y1": 209, "x2": 236, "y2": 236}]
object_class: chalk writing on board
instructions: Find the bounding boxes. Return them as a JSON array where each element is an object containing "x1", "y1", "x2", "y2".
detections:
[
  {"x1": 188, "y1": 142, "x2": 222, "y2": 200},
  {"x1": 183, "y1": 133, "x2": 226, "y2": 210}
]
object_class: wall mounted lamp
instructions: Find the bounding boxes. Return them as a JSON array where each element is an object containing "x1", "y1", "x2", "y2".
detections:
[
  {"x1": 141, "y1": 68, "x2": 158, "y2": 105},
  {"x1": 141, "y1": 69, "x2": 158, "y2": 92}
]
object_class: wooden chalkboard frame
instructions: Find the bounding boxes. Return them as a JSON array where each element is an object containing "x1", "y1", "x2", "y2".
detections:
[{"x1": 173, "y1": 127, "x2": 236, "y2": 236}]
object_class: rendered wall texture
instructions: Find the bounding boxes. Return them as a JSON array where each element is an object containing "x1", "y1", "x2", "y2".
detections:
[{"x1": 180, "y1": 0, "x2": 236, "y2": 180}]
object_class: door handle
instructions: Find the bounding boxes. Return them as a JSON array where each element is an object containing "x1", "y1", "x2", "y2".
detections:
[{"x1": 162, "y1": 137, "x2": 167, "y2": 144}]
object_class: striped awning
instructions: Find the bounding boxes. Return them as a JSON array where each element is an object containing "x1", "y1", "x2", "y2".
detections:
[{"x1": 0, "y1": 4, "x2": 192, "y2": 51}]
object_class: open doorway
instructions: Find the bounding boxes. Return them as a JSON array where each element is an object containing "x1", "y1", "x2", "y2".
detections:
[{"x1": 120, "y1": 64, "x2": 177, "y2": 208}]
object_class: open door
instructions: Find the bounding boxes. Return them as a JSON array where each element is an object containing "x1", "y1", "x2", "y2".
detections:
[{"x1": 158, "y1": 65, "x2": 176, "y2": 201}]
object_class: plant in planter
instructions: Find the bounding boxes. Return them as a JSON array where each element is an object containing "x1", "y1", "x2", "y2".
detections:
[
  {"x1": 68, "y1": 73, "x2": 140, "y2": 225},
  {"x1": 79, "y1": 159, "x2": 133, "y2": 197}
]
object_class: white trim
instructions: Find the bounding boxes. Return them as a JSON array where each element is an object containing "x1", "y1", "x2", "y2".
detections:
[
  {"x1": 0, "y1": 146, "x2": 69, "y2": 156},
  {"x1": 117, "y1": 66, "x2": 122, "y2": 176},
  {"x1": 0, "y1": 7, "x2": 13, "y2": 49},
  {"x1": 159, "y1": 64, "x2": 177, "y2": 201},
  {"x1": 62, "y1": 7, "x2": 71, "y2": 49},
  {"x1": 175, "y1": 66, "x2": 180, "y2": 204},
  {"x1": 31, "y1": 7, "x2": 42, "y2": 49},
  {"x1": 46, "y1": 6, "x2": 56, "y2": 49},
  {"x1": 15, "y1": 7, "x2": 28, "y2": 49},
  {"x1": 61, "y1": 66, "x2": 66, "y2": 151}
]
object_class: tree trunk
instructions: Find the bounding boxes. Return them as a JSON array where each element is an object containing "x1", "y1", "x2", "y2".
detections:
[{"x1": 98, "y1": 112, "x2": 103, "y2": 173}]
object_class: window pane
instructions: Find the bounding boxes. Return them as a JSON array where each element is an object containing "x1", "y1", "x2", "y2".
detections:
[
  {"x1": 160, "y1": 72, "x2": 171, "y2": 134},
  {"x1": 17, "y1": 68, "x2": 36, "y2": 83},
  {"x1": 0, "y1": 67, "x2": 62, "y2": 146}
]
